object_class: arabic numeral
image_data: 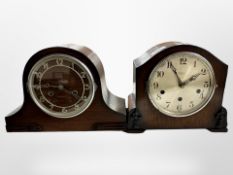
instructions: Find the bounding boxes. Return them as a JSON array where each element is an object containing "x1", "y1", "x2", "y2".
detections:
[
  {"x1": 166, "y1": 101, "x2": 171, "y2": 108},
  {"x1": 75, "y1": 104, "x2": 80, "y2": 109},
  {"x1": 153, "y1": 82, "x2": 159, "y2": 89},
  {"x1": 201, "y1": 68, "x2": 207, "y2": 75},
  {"x1": 56, "y1": 58, "x2": 63, "y2": 65},
  {"x1": 70, "y1": 62, "x2": 75, "y2": 69},
  {"x1": 189, "y1": 101, "x2": 194, "y2": 108},
  {"x1": 43, "y1": 63, "x2": 49, "y2": 70},
  {"x1": 49, "y1": 104, "x2": 54, "y2": 109},
  {"x1": 177, "y1": 105, "x2": 182, "y2": 111},
  {"x1": 204, "y1": 81, "x2": 209, "y2": 88},
  {"x1": 34, "y1": 72, "x2": 42, "y2": 79},
  {"x1": 39, "y1": 96, "x2": 45, "y2": 102},
  {"x1": 156, "y1": 71, "x2": 164, "y2": 78},
  {"x1": 80, "y1": 72, "x2": 86, "y2": 78},
  {"x1": 167, "y1": 61, "x2": 172, "y2": 68},
  {"x1": 33, "y1": 84, "x2": 40, "y2": 90},
  {"x1": 194, "y1": 60, "x2": 197, "y2": 67},
  {"x1": 62, "y1": 108, "x2": 68, "y2": 113},
  {"x1": 200, "y1": 91, "x2": 204, "y2": 99},
  {"x1": 85, "y1": 84, "x2": 90, "y2": 90},
  {"x1": 82, "y1": 96, "x2": 87, "y2": 101},
  {"x1": 180, "y1": 58, "x2": 187, "y2": 65},
  {"x1": 156, "y1": 94, "x2": 161, "y2": 100}
]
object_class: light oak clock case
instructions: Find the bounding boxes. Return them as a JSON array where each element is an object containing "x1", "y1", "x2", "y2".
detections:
[{"x1": 132, "y1": 42, "x2": 228, "y2": 132}]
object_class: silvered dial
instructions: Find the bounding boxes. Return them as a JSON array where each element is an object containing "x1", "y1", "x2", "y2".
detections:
[
  {"x1": 28, "y1": 54, "x2": 96, "y2": 118},
  {"x1": 148, "y1": 52, "x2": 216, "y2": 117}
]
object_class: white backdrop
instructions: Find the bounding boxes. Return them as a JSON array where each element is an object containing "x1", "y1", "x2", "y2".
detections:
[{"x1": 0, "y1": 0, "x2": 232, "y2": 175}]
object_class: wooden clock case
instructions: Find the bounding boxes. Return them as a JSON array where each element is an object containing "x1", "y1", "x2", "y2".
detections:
[
  {"x1": 5, "y1": 45, "x2": 126, "y2": 132},
  {"x1": 5, "y1": 42, "x2": 228, "y2": 133},
  {"x1": 129, "y1": 42, "x2": 228, "y2": 132}
]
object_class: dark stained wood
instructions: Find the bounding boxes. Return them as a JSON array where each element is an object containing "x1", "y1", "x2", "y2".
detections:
[
  {"x1": 135, "y1": 44, "x2": 228, "y2": 130},
  {"x1": 5, "y1": 47, "x2": 126, "y2": 132},
  {"x1": 5, "y1": 43, "x2": 228, "y2": 132}
]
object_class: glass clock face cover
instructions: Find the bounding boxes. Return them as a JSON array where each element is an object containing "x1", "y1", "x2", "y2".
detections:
[
  {"x1": 147, "y1": 51, "x2": 216, "y2": 117},
  {"x1": 27, "y1": 54, "x2": 96, "y2": 118}
]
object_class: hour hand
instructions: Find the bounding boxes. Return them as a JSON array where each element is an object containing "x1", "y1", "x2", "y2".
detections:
[
  {"x1": 182, "y1": 72, "x2": 201, "y2": 86},
  {"x1": 170, "y1": 62, "x2": 183, "y2": 87}
]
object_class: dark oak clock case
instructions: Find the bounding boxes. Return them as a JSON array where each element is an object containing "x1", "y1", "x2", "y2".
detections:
[
  {"x1": 5, "y1": 45, "x2": 126, "y2": 132},
  {"x1": 5, "y1": 42, "x2": 228, "y2": 132}
]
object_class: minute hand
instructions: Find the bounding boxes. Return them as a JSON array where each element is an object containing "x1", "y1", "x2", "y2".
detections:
[
  {"x1": 170, "y1": 63, "x2": 183, "y2": 87},
  {"x1": 181, "y1": 72, "x2": 201, "y2": 86}
]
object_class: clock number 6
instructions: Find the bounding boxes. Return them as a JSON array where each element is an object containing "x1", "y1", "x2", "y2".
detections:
[{"x1": 177, "y1": 105, "x2": 182, "y2": 111}]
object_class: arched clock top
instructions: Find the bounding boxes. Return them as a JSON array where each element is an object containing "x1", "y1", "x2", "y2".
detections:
[
  {"x1": 6, "y1": 45, "x2": 126, "y2": 132},
  {"x1": 133, "y1": 42, "x2": 228, "y2": 131}
]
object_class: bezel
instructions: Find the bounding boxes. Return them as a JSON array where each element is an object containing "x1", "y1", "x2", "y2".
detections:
[
  {"x1": 5, "y1": 45, "x2": 126, "y2": 132},
  {"x1": 27, "y1": 54, "x2": 96, "y2": 119},
  {"x1": 147, "y1": 51, "x2": 217, "y2": 117}
]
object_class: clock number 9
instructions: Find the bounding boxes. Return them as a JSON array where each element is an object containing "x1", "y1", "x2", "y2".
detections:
[{"x1": 153, "y1": 82, "x2": 159, "y2": 89}]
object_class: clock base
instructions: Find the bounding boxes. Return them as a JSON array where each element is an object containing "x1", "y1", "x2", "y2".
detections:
[
  {"x1": 6, "y1": 122, "x2": 43, "y2": 132},
  {"x1": 5, "y1": 106, "x2": 228, "y2": 133}
]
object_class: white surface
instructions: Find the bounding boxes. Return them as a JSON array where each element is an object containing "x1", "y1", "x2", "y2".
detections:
[{"x1": 0, "y1": 0, "x2": 232, "y2": 174}]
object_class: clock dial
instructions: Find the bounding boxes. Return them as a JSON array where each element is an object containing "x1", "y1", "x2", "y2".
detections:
[
  {"x1": 28, "y1": 54, "x2": 96, "y2": 118},
  {"x1": 147, "y1": 52, "x2": 216, "y2": 117}
]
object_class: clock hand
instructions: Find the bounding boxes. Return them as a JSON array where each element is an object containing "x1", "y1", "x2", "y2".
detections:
[
  {"x1": 71, "y1": 90, "x2": 80, "y2": 99},
  {"x1": 170, "y1": 62, "x2": 183, "y2": 87},
  {"x1": 59, "y1": 85, "x2": 80, "y2": 99},
  {"x1": 41, "y1": 83, "x2": 80, "y2": 99},
  {"x1": 181, "y1": 72, "x2": 201, "y2": 86}
]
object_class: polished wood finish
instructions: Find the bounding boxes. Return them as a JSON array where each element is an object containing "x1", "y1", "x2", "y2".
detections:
[
  {"x1": 5, "y1": 43, "x2": 228, "y2": 132},
  {"x1": 134, "y1": 44, "x2": 228, "y2": 130},
  {"x1": 5, "y1": 47, "x2": 126, "y2": 132}
]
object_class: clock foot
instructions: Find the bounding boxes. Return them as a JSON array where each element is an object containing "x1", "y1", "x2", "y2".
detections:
[
  {"x1": 208, "y1": 106, "x2": 228, "y2": 132},
  {"x1": 124, "y1": 94, "x2": 145, "y2": 133},
  {"x1": 124, "y1": 108, "x2": 145, "y2": 133}
]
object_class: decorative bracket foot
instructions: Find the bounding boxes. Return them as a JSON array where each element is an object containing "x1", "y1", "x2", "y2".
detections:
[{"x1": 208, "y1": 106, "x2": 228, "y2": 132}]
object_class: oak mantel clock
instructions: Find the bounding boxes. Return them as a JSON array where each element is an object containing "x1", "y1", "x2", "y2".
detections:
[
  {"x1": 5, "y1": 44, "x2": 126, "y2": 132},
  {"x1": 130, "y1": 42, "x2": 228, "y2": 132},
  {"x1": 5, "y1": 42, "x2": 228, "y2": 132}
]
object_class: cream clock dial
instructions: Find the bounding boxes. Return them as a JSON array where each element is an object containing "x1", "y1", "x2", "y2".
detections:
[{"x1": 148, "y1": 51, "x2": 216, "y2": 117}]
